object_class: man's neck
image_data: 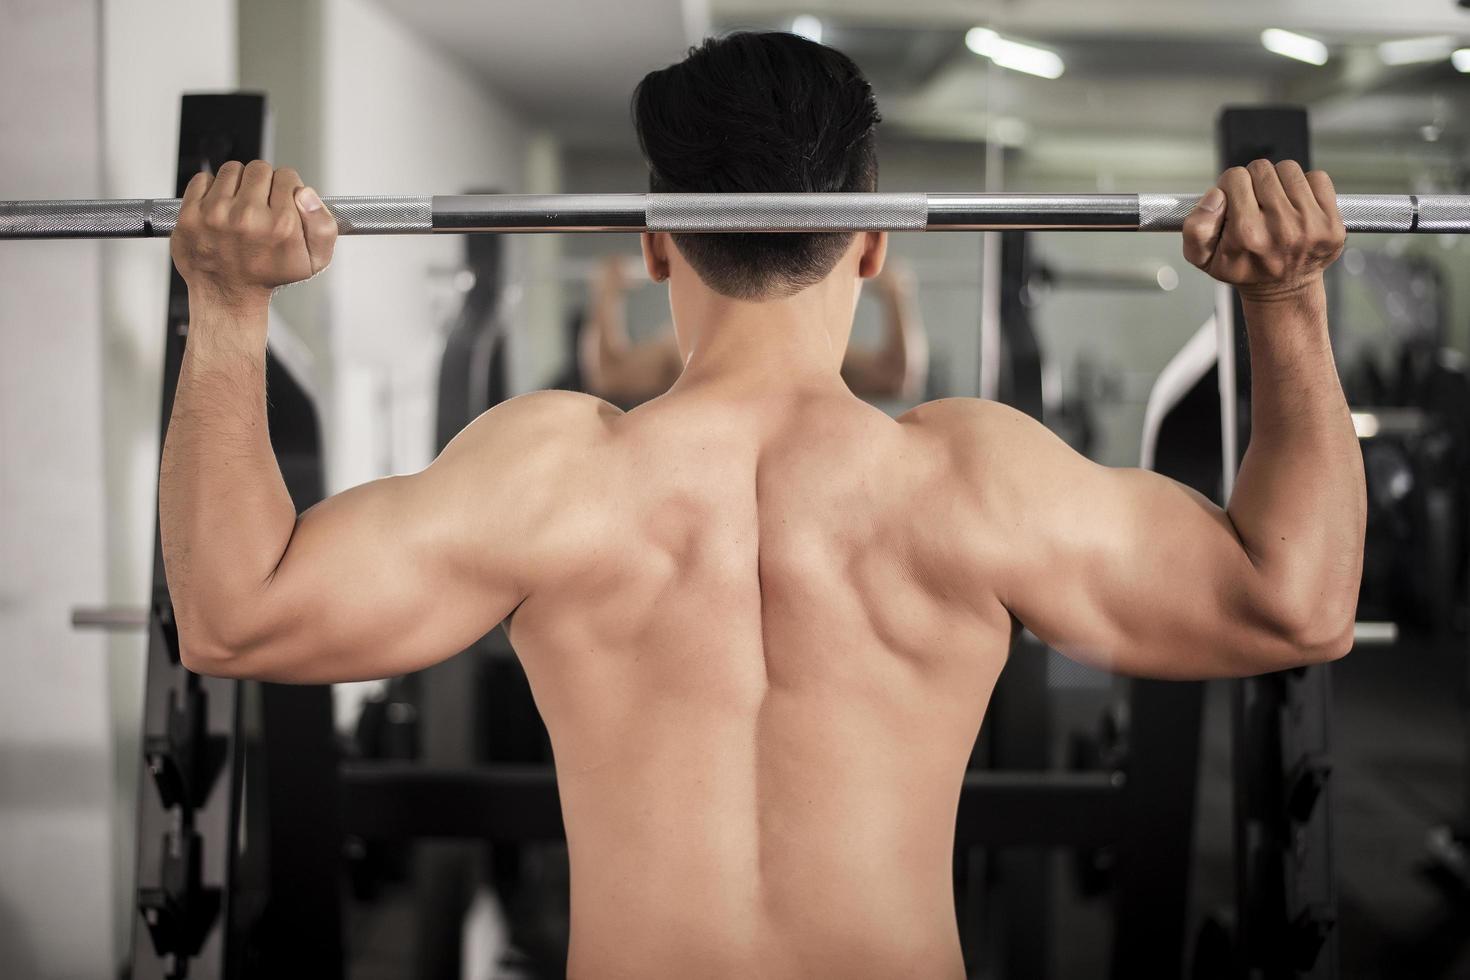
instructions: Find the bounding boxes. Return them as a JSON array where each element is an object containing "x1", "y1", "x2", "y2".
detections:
[{"x1": 670, "y1": 280, "x2": 857, "y2": 395}]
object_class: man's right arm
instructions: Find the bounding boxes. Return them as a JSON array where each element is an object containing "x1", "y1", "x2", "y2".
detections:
[{"x1": 925, "y1": 161, "x2": 1365, "y2": 680}]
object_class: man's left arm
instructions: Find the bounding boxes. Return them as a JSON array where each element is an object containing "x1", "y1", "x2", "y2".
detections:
[{"x1": 161, "y1": 161, "x2": 571, "y2": 684}]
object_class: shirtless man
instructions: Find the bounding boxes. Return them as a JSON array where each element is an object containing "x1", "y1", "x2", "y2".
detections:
[
  {"x1": 162, "y1": 31, "x2": 1364, "y2": 980},
  {"x1": 580, "y1": 254, "x2": 928, "y2": 405}
]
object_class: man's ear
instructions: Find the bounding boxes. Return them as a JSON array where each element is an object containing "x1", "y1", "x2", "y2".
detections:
[
  {"x1": 856, "y1": 231, "x2": 888, "y2": 280},
  {"x1": 641, "y1": 232, "x2": 672, "y2": 283}
]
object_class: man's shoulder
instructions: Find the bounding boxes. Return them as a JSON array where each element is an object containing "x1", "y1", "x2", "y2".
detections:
[
  {"x1": 435, "y1": 389, "x2": 621, "y2": 477},
  {"x1": 897, "y1": 397, "x2": 1045, "y2": 454},
  {"x1": 468, "y1": 389, "x2": 620, "y2": 439}
]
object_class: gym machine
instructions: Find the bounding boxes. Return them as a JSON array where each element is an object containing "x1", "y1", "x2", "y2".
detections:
[{"x1": 128, "y1": 93, "x2": 342, "y2": 980}]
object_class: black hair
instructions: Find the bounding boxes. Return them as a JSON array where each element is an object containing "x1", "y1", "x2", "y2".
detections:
[{"x1": 632, "y1": 31, "x2": 880, "y2": 300}]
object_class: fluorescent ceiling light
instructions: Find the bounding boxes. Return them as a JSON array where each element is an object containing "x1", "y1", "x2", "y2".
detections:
[
  {"x1": 1453, "y1": 48, "x2": 1470, "y2": 73},
  {"x1": 965, "y1": 27, "x2": 1065, "y2": 79},
  {"x1": 791, "y1": 15, "x2": 823, "y2": 45},
  {"x1": 1260, "y1": 28, "x2": 1329, "y2": 66},
  {"x1": 1377, "y1": 36, "x2": 1456, "y2": 66},
  {"x1": 965, "y1": 27, "x2": 999, "y2": 55}
]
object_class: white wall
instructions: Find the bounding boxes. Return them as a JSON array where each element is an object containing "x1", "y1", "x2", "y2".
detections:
[
  {"x1": 318, "y1": 0, "x2": 530, "y2": 491},
  {"x1": 0, "y1": 3, "x2": 110, "y2": 976}
]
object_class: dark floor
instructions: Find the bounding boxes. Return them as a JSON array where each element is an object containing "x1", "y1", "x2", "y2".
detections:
[{"x1": 343, "y1": 635, "x2": 1470, "y2": 980}]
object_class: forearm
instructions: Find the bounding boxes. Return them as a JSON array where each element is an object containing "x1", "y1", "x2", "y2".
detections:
[
  {"x1": 1227, "y1": 282, "x2": 1366, "y2": 640},
  {"x1": 578, "y1": 282, "x2": 629, "y2": 394},
  {"x1": 845, "y1": 289, "x2": 925, "y2": 398},
  {"x1": 882, "y1": 288, "x2": 928, "y2": 398},
  {"x1": 159, "y1": 299, "x2": 297, "y2": 648}
]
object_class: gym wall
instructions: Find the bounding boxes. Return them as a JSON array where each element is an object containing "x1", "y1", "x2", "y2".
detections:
[
  {"x1": 314, "y1": 0, "x2": 531, "y2": 493},
  {"x1": 1, "y1": 3, "x2": 112, "y2": 978},
  {"x1": 2, "y1": 1, "x2": 536, "y2": 974},
  {"x1": 238, "y1": 0, "x2": 532, "y2": 496}
]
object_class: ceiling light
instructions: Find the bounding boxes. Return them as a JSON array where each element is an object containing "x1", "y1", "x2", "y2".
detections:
[
  {"x1": 1260, "y1": 28, "x2": 1329, "y2": 66},
  {"x1": 791, "y1": 15, "x2": 823, "y2": 45},
  {"x1": 965, "y1": 27, "x2": 1065, "y2": 79},
  {"x1": 1453, "y1": 48, "x2": 1470, "y2": 72},
  {"x1": 965, "y1": 27, "x2": 999, "y2": 56},
  {"x1": 1377, "y1": 36, "x2": 1456, "y2": 66}
]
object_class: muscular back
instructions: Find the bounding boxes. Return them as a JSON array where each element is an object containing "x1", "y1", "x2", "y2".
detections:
[
  {"x1": 182, "y1": 362, "x2": 1353, "y2": 976},
  {"x1": 508, "y1": 385, "x2": 1006, "y2": 978}
]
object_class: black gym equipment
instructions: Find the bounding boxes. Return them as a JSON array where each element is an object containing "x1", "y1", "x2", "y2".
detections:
[
  {"x1": 131, "y1": 93, "x2": 342, "y2": 980},
  {"x1": 1202, "y1": 106, "x2": 1339, "y2": 980}
]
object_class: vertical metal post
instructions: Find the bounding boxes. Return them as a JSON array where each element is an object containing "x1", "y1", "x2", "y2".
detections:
[
  {"x1": 978, "y1": 131, "x2": 1004, "y2": 401},
  {"x1": 131, "y1": 93, "x2": 270, "y2": 980},
  {"x1": 130, "y1": 93, "x2": 343, "y2": 980}
]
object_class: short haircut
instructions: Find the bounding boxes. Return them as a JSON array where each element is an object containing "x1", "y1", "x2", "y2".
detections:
[{"x1": 632, "y1": 31, "x2": 881, "y2": 301}]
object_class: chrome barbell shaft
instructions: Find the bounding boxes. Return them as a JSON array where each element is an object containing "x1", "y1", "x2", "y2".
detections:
[{"x1": 3, "y1": 192, "x2": 1468, "y2": 239}]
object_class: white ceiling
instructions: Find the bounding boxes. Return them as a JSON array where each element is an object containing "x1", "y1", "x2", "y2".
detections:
[
  {"x1": 715, "y1": 0, "x2": 1470, "y2": 38},
  {"x1": 369, "y1": 0, "x2": 1470, "y2": 181},
  {"x1": 373, "y1": 0, "x2": 709, "y2": 138}
]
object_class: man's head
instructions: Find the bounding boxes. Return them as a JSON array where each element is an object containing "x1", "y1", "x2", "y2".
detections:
[{"x1": 633, "y1": 32, "x2": 882, "y2": 302}]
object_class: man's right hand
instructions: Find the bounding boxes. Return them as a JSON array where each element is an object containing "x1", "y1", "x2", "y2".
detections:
[
  {"x1": 171, "y1": 160, "x2": 337, "y2": 315},
  {"x1": 1182, "y1": 159, "x2": 1346, "y2": 303}
]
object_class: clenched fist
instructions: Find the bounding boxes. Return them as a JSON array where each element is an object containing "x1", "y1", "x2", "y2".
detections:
[
  {"x1": 1182, "y1": 159, "x2": 1346, "y2": 303},
  {"x1": 171, "y1": 160, "x2": 337, "y2": 313}
]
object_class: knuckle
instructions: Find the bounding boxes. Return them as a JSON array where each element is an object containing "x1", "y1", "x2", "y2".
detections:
[{"x1": 240, "y1": 209, "x2": 271, "y2": 234}]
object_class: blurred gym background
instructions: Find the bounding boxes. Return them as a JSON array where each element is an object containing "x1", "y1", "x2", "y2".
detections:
[{"x1": 2, "y1": 0, "x2": 1469, "y2": 977}]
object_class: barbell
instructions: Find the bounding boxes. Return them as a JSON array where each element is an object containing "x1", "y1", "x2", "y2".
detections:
[{"x1": 2, "y1": 191, "x2": 1469, "y2": 239}]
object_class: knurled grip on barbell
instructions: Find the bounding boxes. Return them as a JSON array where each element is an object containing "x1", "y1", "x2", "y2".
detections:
[{"x1": 0, "y1": 196, "x2": 433, "y2": 238}]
